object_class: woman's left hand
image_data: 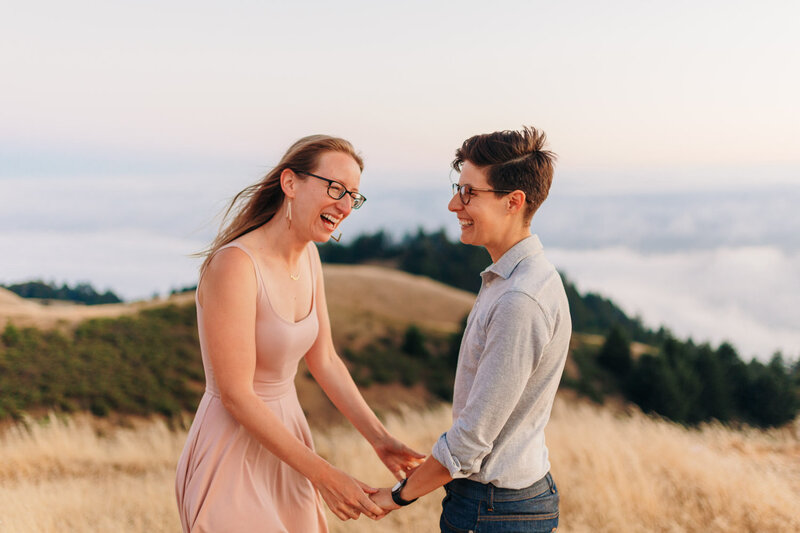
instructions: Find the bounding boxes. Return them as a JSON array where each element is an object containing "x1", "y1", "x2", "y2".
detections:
[{"x1": 373, "y1": 435, "x2": 426, "y2": 481}]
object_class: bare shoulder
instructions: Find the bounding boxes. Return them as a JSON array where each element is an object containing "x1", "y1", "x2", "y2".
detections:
[{"x1": 198, "y1": 246, "x2": 257, "y2": 306}]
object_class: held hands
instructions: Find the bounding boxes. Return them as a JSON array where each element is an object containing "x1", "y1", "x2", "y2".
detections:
[
  {"x1": 372, "y1": 434, "x2": 426, "y2": 481},
  {"x1": 312, "y1": 464, "x2": 386, "y2": 522},
  {"x1": 368, "y1": 434, "x2": 425, "y2": 517},
  {"x1": 370, "y1": 487, "x2": 401, "y2": 514},
  {"x1": 313, "y1": 434, "x2": 422, "y2": 521}
]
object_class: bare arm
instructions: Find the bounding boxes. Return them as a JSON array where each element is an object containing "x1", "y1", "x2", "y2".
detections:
[
  {"x1": 304, "y1": 247, "x2": 425, "y2": 479},
  {"x1": 199, "y1": 248, "x2": 384, "y2": 521}
]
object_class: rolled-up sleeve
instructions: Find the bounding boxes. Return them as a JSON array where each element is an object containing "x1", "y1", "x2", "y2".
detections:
[{"x1": 431, "y1": 290, "x2": 552, "y2": 478}]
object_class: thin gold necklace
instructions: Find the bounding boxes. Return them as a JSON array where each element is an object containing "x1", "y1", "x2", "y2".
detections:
[{"x1": 288, "y1": 259, "x2": 300, "y2": 281}]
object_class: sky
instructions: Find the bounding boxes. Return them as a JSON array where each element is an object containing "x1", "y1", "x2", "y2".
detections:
[
  {"x1": 3, "y1": 0, "x2": 799, "y2": 188},
  {"x1": 1, "y1": 1, "x2": 799, "y2": 360}
]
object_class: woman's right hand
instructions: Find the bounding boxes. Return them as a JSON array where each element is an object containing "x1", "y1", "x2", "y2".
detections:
[{"x1": 313, "y1": 464, "x2": 386, "y2": 521}]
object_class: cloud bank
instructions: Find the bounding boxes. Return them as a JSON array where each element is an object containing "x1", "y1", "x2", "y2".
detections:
[{"x1": 548, "y1": 246, "x2": 800, "y2": 361}]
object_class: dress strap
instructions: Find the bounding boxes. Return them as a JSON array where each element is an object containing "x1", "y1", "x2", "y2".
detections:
[{"x1": 306, "y1": 241, "x2": 318, "y2": 288}]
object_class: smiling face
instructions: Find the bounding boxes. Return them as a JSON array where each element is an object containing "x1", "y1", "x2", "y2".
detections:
[
  {"x1": 448, "y1": 161, "x2": 528, "y2": 261},
  {"x1": 291, "y1": 150, "x2": 362, "y2": 243}
]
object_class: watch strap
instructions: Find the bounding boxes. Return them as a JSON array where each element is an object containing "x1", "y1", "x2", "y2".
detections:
[{"x1": 391, "y1": 478, "x2": 418, "y2": 506}]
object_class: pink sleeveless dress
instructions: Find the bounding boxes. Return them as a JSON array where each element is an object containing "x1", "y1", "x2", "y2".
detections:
[{"x1": 175, "y1": 241, "x2": 328, "y2": 533}]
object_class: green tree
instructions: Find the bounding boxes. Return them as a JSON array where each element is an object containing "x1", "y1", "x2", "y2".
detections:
[
  {"x1": 740, "y1": 354, "x2": 798, "y2": 427},
  {"x1": 715, "y1": 342, "x2": 749, "y2": 419},
  {"x1": 627, "y1": 354, "x2": 686, "y2": 421},
  {"x1": 402, "y1": 324, "x2": 429, "y2": 358},
  {"x1": 2, "y1": 280, "x2": 122, "y2": 304},
  {"x1": 597, "y1": 325, "x2": 632, "y2": 379},
  {"x1": 693, "y1": 344, "x2": 731, "y2": 422}
]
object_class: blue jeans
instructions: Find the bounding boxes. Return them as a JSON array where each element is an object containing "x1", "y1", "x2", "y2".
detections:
[{"x1": 440, "y1": 473, "x2": 559, "y2": 533}]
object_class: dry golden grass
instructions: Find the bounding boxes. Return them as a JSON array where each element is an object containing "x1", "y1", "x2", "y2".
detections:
[
  {"x1": 1, "y1": 398, "x2": 798, "y2": 532},
  {"x1": 2, "y1": 269, "x2": 798, "y2": 531},
  {"x1": 0, "y1": 413, "x2": 186, "y2": 533},
  {"x1": 548, "y1": 400, "x2": 800, "y2": 532}
]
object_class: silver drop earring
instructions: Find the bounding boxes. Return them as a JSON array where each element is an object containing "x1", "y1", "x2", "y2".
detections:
[{"x1": 286, "y1": 200, "x2": 292, "y2": 229}]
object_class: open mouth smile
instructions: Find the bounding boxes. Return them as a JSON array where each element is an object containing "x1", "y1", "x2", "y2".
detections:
[{"x1": 321, "y1": 213, "x2": 341, "y2": 231}]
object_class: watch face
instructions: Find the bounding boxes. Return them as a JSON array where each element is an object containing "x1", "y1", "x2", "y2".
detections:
[{"x1": 392, "y1": 480, "x2": 403, "y2": 492}]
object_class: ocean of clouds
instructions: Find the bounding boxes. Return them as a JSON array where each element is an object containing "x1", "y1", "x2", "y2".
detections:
[
  {"x1": 546, "y1": 246, "x2": 800, "y2": 361},
  {"x1": 2, "y1": 176, "x2": 798, "y2": 361}
]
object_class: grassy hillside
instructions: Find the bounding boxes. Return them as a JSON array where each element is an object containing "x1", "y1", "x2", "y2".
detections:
[
  {"x1": 1, "y1": 261, "x2": 797, "y2": 428},
  {"x1": 0, "y1": 265, "x2": 475, "y2": 425}
]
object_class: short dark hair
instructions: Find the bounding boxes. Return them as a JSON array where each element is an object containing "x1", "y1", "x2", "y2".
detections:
[{"x1": 452, "y1": 126, "x2": 557, "y2": 221}]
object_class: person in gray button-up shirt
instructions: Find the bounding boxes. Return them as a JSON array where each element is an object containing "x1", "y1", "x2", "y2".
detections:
[{"x1": 372, "y1": 126, "x2": 571, "y2": 532}]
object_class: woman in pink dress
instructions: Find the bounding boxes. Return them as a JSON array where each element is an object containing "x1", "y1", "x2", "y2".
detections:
[{"x1": 175, "y1": 135, "x2": 424, "y2": 532}]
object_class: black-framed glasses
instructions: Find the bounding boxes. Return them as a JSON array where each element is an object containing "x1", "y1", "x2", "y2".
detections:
[
  {"x1": 295, "y1": 170, "x2": 367, "y2": 209},
  {"x1": 451, "y1": 183, "x2": 512, "y2": 205}
]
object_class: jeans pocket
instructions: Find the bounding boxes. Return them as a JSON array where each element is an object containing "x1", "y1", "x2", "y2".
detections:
[{"x1": 441, "y1": 490, "x2": 479, "y2": 533}]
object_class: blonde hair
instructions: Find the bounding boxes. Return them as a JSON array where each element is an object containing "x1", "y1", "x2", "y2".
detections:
[{"x1": 198, "y1": 135, "x2": 363, "y2": 273}]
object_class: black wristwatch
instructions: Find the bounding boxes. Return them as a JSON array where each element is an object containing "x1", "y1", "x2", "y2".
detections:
[{"x1": 391, "y1": 478, "x2": 418, "y2": 506}]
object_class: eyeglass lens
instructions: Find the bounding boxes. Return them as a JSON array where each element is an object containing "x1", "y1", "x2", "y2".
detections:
[
  {"x1": 452, "y1": 183, "x2": 472, "y2": 205},
  {"x1": 327, "y1": 182, "x2": 365, "y2": 208}
]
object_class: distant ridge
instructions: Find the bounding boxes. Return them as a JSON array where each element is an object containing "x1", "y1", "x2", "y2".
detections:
[
  {"x1": 0, "y1": 265, "x2": 474, "y2": 333},
  {"x1": 323, "y1": 264, "x2": 474, "y2": 331},
  {"x1": 0, "y1": 287, "x2": 193, "y2": 330},
  {"x1": 0, "y1": 264, "x2": 476, "y2": 424},
  {"x1": 0, "y1": 286, "x2": 41, "y2": 311},
  {"x1": 1, "y1": 280, "x2": 122, "y2": 305}
]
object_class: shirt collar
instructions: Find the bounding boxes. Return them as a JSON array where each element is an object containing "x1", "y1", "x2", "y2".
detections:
[{"x1": 482, "y1": 235, "x2": 543, "y2": 280}]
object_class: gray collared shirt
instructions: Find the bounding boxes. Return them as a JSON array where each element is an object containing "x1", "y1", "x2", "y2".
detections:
[{"x1": 431, "y1": 235, "x2": 571, "y2": 489}]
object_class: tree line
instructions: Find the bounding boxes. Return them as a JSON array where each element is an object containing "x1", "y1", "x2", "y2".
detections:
[
  {"x1": 1, "y1": 280, "x2": 122, "y2": 305},
  {"x1": 321, "y1": 228, "x2": 799, "y2": 428},
  {"x1": 574, "y1": 325, "x2": 799, "y2": 428}
]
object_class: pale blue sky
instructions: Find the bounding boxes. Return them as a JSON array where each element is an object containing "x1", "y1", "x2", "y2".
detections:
[
  {"x1": 2, "y1": 1, "x2": 799, "y2": 359},
  {"x1": 2, "y1": 0, "x2": 798, "y2": 191}
]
